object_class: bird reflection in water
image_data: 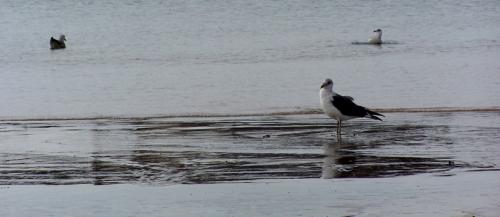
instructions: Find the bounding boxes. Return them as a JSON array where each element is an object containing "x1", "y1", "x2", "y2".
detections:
[
  {"x1": 321, "y1": 140, "x2": 358, "y2": 179},
  {"x1": 321, "y1": 142, "x2": 338, "y2": 179}
]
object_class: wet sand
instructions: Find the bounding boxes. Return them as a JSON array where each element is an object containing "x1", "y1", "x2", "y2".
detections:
[
  {"x1": 1, "y1": 111, "x2": 500, "y2": 216},
  {"x1": 1, "y1": 111, "x2": 499, "y2": 185},
  {"x1": 1, "y1": 171, "x2": 499, "y2": 217}
]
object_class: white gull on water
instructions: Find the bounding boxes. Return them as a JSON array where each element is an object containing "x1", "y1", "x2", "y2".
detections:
[
  {"x1": 319, "y1": 78, "x2": 384, "y2": 139},
  {"x1": 368, "y1": 29, "x2": 382, "y2": 44}
]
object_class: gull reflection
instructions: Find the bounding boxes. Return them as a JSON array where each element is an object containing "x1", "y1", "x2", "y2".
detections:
[
  {"x1": 321, "y1": 140, "x2": 358, "y2": 179},
  {"x1": 321, "y1": 142, "x2": 338, "y2": 179}
]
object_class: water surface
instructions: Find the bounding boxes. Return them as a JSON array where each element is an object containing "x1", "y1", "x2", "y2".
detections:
[
  {"x1": 1, "y1": 112, "x2": 498, "y2": 185},
  {"x1": 1, "y1": 0, "x2": 499, "y2": 118}
]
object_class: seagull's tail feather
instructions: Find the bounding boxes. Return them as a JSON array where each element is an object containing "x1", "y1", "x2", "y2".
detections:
[{"x1": 366, "y1": 109, "x2": 384, "y2": 121}]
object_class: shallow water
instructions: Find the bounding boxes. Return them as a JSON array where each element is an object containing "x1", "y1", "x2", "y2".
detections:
[
  {"x1": 1, "y1": 0, "x2": 500, "y2": 118},
  {"x1": 1, "y1": 112, "x2": 498, "y2": 185}
]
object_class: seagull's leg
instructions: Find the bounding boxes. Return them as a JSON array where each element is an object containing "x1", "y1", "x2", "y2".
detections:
[
  {"x1": 336, "y1": 121, "x2": 340, "y2": 138},
  {"x1": 337, "y1": 120, "x2": 340, "y2": 140},
  {"x1": 338, "y1": 120, "x2": 342, "y2": 141},
  {"x1": 335, "y1": 121, "x2": 338, "y2": 137}
]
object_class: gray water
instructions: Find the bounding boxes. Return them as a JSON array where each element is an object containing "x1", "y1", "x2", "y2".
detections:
[{"x1": 1, "y1": 0, "x2": 499, "y2": 119}]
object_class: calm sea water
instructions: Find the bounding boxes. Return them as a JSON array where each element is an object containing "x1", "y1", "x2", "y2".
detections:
[{"x1": 1, "y1": 0, "x2": 499, "y2": 119}]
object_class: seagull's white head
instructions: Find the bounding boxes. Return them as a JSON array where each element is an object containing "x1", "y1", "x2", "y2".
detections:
[
  {"x1": 373, "y1": 29, "x2": 382, "y2": 38},
  {"x1": 320, "y1": 78, "x2": 333, "y2": 90},
  {"x1": 59, "y1": 35, "x2": 66, "y2": 41}
]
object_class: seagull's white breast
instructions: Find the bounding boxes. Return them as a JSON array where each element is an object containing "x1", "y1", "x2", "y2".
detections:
[
  {"x1": 368, "y1": 32, "x2": 382, "y2": 44},
  {"x1": 319, "y1": 88, "x2": 342, "y2": 120}
]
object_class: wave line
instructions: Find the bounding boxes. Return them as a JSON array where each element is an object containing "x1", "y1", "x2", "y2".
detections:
[{"x1": 1, "y1": 107, "x2": 499, "y2": 122}]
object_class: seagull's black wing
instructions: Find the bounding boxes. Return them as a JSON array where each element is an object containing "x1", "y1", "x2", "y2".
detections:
[
  {"x1": 343, "y1": 95, "x2": 354, "y2": 101},
  {"x1": 332, "y1": 95, "x2": 384, "y2": 120},
  {"x1": 332, "y1": 95, "x2": 366, "y2": 117}
]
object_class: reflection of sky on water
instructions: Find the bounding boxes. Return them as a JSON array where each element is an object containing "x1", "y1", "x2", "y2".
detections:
[{"x1": 1, "y1": 112, "x2": 498, "y2": 185}]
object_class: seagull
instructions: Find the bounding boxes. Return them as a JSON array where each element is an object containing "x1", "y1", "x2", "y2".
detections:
[
  {"x1": 319, "y1": 78, "x2": 384, "y2": 139},
  {"x1": 368, "y1": 29, "x2": 382, "y2": 44},
  {"x1": 50, "y1": 35, "x2": 66, "y2": 49}
]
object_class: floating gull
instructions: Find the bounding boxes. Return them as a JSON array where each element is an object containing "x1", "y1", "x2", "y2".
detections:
[
  {"x1": 319, "y1": 78, "x2": 384, "y2": 140},
  {"x1": 351, "y1": 29, "x2": 395, "y2": 45},
  {"x1": 50, "y1": 35, "x2": 66, "y2": 49},
  {"x1": 368, "y1": 29, "x2": 382, "y2": 44}
]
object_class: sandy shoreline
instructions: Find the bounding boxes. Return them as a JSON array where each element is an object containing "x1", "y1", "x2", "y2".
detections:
[
  {"x1": 1, "y1": 171, "x2": 499, "y2": 217},
  {"x1": 1, "y1": 112, "x2": 500, "y2": 216},
  {"x1": 1, "y1": 106, "x2": 500, "y2": 122}
]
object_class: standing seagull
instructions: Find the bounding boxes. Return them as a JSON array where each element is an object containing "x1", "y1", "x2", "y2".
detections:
[
  {"x1": 368, "y1": 29, "x2": 382, "y2": 44},
  {"x1": 50, "y1": 35, "x2": 66, "y2": 49},
  {"x1": 319, "y1": 78, "x2": 384, "y2": 139}
]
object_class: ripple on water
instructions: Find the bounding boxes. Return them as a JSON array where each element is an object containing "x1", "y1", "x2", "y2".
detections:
[{"x1": 0, "y1": 112, "x2": 499, "y2": 185}]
